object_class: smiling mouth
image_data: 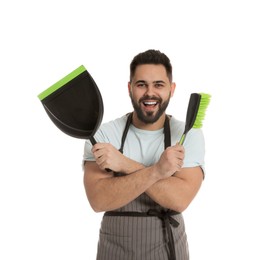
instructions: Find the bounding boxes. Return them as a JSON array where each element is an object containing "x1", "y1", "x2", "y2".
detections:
[
  {"x1": 141, "y1": 100, "x2": 160, "y2": 112},
  {"x1": 143, "y1": 101, "x2": 158, "y2": 107}
]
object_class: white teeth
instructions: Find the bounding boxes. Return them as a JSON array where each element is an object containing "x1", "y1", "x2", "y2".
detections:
[{"x1": 144, "y1": 101, "x2": 157, "y2": 105}]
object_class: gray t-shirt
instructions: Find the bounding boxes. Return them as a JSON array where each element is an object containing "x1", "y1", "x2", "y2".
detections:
[{"x1": 83, "y1": 114, "x2": 205, "y2": 173}]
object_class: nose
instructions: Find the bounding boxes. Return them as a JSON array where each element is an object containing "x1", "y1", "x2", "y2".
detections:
[{"x1": 145, "y1": 86, "x2": 155, "y2": 96}]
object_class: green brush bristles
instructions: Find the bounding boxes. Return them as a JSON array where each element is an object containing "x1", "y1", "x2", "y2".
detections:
[
  {"x1": 179, "y1": 92, "x2": 211, "y2": 145},
  {"x1": 193, "y1": 93, "x2": 211, "y2": 129}
]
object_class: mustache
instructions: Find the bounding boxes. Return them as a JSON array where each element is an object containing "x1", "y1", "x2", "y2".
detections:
[{"x1": 139, "y1": 95, "x2": 162, "y2": 103}]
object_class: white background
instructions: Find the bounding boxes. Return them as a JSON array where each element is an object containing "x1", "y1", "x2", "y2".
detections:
[{"x1": 1, "y1": 0, "x2": 264, "y2": 259}]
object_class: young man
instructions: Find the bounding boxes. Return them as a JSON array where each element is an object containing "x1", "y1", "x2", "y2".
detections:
[{"x1": 83, "y1": 50, "x2": 205, "y2": 260}]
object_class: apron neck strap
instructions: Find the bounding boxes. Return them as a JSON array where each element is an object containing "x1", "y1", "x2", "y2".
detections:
[{"x1": 119, "y1": 113, "x2": 171, "y2": 154}]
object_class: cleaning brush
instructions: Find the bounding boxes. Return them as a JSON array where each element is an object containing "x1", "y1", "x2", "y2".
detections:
[{"x1": 179, "y1": 93, "x2": 211, "y2": 145}]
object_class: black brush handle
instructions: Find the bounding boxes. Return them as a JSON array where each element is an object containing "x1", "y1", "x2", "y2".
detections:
[{"x1": 179, "y1": 93, "x2": 201, "y2": 145}]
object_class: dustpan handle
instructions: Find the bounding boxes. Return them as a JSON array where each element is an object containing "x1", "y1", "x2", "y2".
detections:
[
  {"x1": 89, "y1": 136, "x2": 97, "y2": 145},
  {"x1": 89, "y1": 136, "x2": 112, "y2": 172}
]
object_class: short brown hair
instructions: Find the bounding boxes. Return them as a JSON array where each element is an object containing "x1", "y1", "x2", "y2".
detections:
[{"x1": 129, "y1": 49, "x2": 173, "y2": 82}]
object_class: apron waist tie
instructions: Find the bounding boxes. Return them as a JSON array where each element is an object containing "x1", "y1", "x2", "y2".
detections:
[{"x1": 104, "y1": 209, "x2": 180, "y2": 260}]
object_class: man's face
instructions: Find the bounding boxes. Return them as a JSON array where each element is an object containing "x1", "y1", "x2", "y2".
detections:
[{"x1": 128, "y1": 64, "x2": 175, "y2": 124}]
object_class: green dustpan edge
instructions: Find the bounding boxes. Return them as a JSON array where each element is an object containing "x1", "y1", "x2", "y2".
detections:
[{"x1": 38, "y1": 65, "x2": 87, "y2": 101}]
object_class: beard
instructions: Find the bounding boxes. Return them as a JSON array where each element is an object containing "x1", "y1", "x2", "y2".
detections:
[{"x1": 130, "y1": 94, "x2": 170, "y2": 124}]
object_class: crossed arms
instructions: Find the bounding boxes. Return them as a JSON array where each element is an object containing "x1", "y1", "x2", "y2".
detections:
[{"x1": 83, "y1": 143, "x2": 203, "y2": 213}]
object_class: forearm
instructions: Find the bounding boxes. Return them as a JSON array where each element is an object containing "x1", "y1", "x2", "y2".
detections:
[
  {"x1": 85, "y1": 147, "x2": 202, "y2": 213},
  {"x1": 109, "y1": 158, "x2": 190, "y2": 212},
  {"x1": 119, "y1": 159, "x2": 203, "y2": 213},
  {"x1": 146, "y1": 167, "x2": 203, "y2": 212},
  {"x1": 145, "y1": 177, "x2": 190, "y2": 212},
  {"x1": 118, "y1": 158, "x2": 188, "y2": 212},
  {"x1": 84, "y1": 162, "x2": 160, "y2": 212},
  {"x1": 119, "y1": 156, "x2": 145, "y2": 174}
]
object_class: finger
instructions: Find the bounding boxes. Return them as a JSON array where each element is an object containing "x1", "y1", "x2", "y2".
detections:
[
  {"x1": 93, "y1": 149, "x2": 106, "y2": 159},
  {"x1": 179, "y1": 159, "x2": 184, "y2": 167},
  {"x1": 177, "y1": 151, "x2": 185, "y2": 160},
  {"x1": 95, "y1": 154, "x2": 104, "y2": 164},
  {"x1": 92, "y1": 143, "x2": 107, "y2": 152},
  {"x1": 96, "y1": 157, "x2": 109, "y2": 171},
  {"x1": 175, "y1": 160, "x2": 183, "y2": 171},
  {"x1": 177, "y1": 145, "x2": 185, "y2": 154}
]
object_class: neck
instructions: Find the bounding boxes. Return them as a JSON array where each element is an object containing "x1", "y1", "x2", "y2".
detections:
[{"x1": 132, "y1": 112, "x2": 166, "y2": 130}]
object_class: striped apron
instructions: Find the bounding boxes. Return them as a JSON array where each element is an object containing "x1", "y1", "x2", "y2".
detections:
[{"x1": 96, "y1": 114, "x2": 189, "y2": 260}]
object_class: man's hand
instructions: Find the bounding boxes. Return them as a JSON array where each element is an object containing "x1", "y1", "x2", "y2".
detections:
[
  {"x1": 154, "y1": 144, "x2": 185, "y2": 179},
  {"x1": 92, "y1": 143, "x2": 127, "y2": 173}
]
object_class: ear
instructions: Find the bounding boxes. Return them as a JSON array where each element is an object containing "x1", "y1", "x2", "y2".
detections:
[
  {"x1": 170, "y1": 82, "x2": 176, "y2": 97},
  {"x1": 128, "y1": 82, "x2": 132, "y2": 95}
]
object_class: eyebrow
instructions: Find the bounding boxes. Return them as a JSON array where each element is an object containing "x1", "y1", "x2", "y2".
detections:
[
  {"x1": 135, "y1": 80, "x2": 166, "y2": 84},
  {"x1": 153, "y1": 80, "x2": 166, "y2": 84}
]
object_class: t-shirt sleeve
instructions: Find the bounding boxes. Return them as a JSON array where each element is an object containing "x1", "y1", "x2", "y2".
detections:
[
  {"x1": 182, "y1": 128, "x2": 205, "y2": 174},
  {"x1": 83, "y1": 139, "x2": 94, "y2": 162}
]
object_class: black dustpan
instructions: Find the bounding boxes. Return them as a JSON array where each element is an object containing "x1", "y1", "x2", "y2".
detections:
[{"x1": 38, "y1": 65, "x2": 103, "y2": 145}]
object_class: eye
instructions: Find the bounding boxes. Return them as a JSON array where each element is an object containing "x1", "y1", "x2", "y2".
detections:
[
  {"x1": 137, "y1": 83, "x2": 147, "y2": 88},
  {"x1": 155, "y1": 83, "x2": 164, "y2": 88}
]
